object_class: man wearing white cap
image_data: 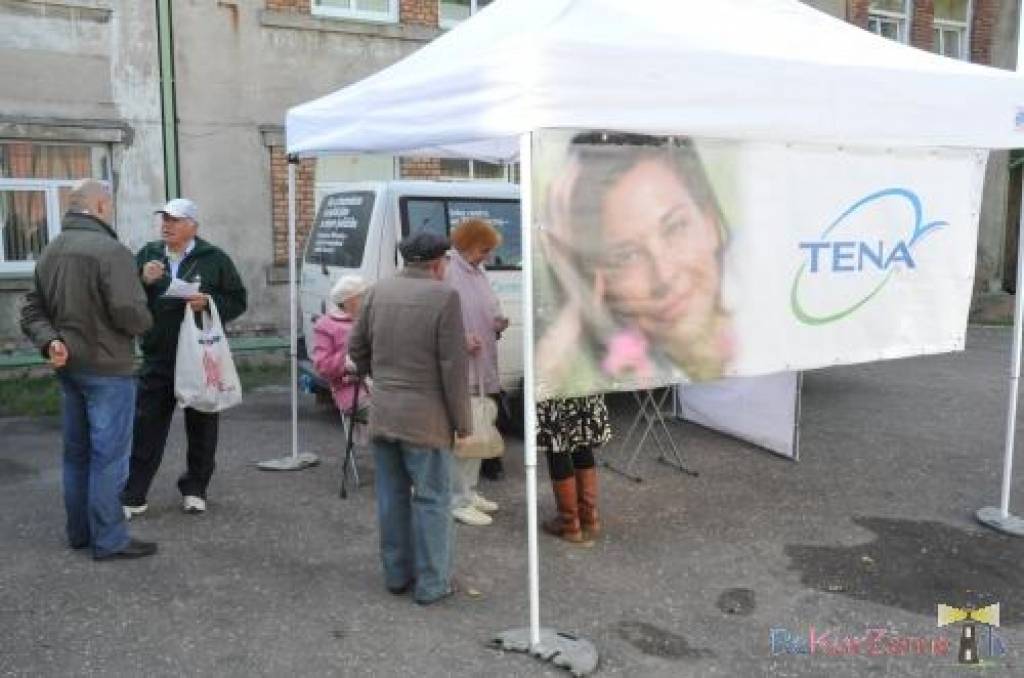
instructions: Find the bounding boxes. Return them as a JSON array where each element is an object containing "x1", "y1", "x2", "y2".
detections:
[{"x1": 122, "y1": 198, "x2": 247, "y2": 517}]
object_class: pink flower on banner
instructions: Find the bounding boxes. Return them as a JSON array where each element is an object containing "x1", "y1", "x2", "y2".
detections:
[{"x1": 602, "y1": 327, "x2": 653, "y2": 381}]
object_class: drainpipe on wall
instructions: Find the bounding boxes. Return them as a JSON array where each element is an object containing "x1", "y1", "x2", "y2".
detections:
[{"x1": 156, "y1": 0, "x2": 180, "y2": 199}]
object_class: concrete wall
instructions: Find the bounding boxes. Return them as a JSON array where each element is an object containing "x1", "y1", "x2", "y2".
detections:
[
  {"x1": 0, "y1": 0, "x2": 164, "y2": 347},
  {"x1": 169, "y1": 0, "x2": 436, "y2": 335},
  {"x1": 975, "y1": 0, "x2": 1018, "y2": 295}
]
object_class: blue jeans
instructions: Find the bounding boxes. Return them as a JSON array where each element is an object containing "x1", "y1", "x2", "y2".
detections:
[
  {"x1": 58, "y1": 372, "x2": 136, "y2": 557},
  {"x1": 372, "y1": 438, "x2": 454, "y2": 603}
]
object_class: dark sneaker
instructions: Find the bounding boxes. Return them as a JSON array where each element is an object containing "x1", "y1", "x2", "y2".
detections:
[{"x1": 94, "y1": 539, "x2": 158, "y2": 561}]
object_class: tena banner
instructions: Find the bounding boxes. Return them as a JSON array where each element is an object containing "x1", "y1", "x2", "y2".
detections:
[{"x1": 532, "y1": 130, "x2": 987, "y2": 400}]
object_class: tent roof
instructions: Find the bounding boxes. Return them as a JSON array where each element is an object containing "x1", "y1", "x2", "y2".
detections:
[{"x1": 286, "y1": 0, "x2": 1024, "y2": 160}]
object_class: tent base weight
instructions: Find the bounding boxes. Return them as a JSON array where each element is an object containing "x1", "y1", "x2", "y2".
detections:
[
  {"x1": 490, "y1": 627, "x2": 598, "y2": 677},
  {"x1": 976, "y1": 507, "x2": 1024, "y2": 537},
  {"x1": 256, "y1": 452, "x2": 320, "y2": 471}
]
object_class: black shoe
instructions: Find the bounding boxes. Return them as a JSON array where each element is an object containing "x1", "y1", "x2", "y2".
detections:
[
  {"x1": 415, "y1": 585, "x2": 456, "y2": 606},
  {"x1": 387, "y1": 580, "x2": 414, "y2": 595},
  {"x1": 93, "y1": 539, "x2": 158, "y2": 561},
  {"x1": 481, "y1": 458, "x2": 504, "y2": 481}
]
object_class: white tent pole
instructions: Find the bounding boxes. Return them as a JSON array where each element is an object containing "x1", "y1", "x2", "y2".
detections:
[
  {"x1": 289, "y1": 158, "x2": 299, "y2": 462},
  {"x1": 976, "y1": 3, "x2": 1024, "y2": 534},
  {"x1": 519, "y1": 132, "x2": 541, "y2": 648},
  {"x1": 998, "y1": 188, "x2": 1024, "y2": 518},
  {"x1": 257, "y1": 155, "x2": 318, "y2": 471}
]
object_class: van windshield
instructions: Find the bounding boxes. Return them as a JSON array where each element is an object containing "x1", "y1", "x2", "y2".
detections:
[
  {"x1": 400, "y1": 196, "x2": 521, "y2": 270},
  {"x1": 306, "y1": 191, "x2": 374, "y2": 268}
]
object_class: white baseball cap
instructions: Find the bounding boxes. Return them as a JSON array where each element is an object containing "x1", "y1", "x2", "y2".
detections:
[{"x1": 156, "y1": 198, "x2": 198, "y2": 222}]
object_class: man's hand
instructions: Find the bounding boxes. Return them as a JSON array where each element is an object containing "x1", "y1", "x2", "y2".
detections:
[
  {"x1": 187, "y1": 294, "x2": 209, "y2": 312},
  {"x1": 141, "y1": 260, "x2": 166, "y2": 285},
  {"x1": 47, "y1": 339, "x2": 68, "y2": 369},
  {"x1": 466, "y1": 333, "x2": 482, "y2": 356}
]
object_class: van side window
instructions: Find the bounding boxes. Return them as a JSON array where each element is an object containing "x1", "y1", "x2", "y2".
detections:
[
  {"x1": 306, "y1": 191, "x2": 374, "y2": 268},
  {"x1": 400, "y1": 196, "x2": 521, "y2": 271}
]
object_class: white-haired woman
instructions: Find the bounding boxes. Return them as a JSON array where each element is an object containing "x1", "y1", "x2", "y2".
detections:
[{"x1": 313, "y1": 275, "x2": 370, "y2": 418}]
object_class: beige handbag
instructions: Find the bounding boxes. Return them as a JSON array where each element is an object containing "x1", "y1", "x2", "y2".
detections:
[{"x1": 454, "y1": 360, "x2": 504, "y2": 460}]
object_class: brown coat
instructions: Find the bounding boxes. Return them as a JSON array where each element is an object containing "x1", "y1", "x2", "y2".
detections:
[
  {"x1": 349, "y1": 267, "x2": 471, "y2": 450},
  {"x1": 20, "y1": 212, "x2": 152, "y2": 376}
]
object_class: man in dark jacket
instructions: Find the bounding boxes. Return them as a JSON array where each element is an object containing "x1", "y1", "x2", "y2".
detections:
[
  {"x1": 349, "y1": 232, "x2": 471, "y2": 606},
  {"x1": 20, "y1": 179, "x2": 157, "y2": 560},
  {"x1": 122, "y1": 198, "x2": 247, "y2": 517}
]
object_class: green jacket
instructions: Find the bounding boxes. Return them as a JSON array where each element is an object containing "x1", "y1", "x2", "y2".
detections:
[
  {"x1": 20, "y1": 212, "x2": 152, "y2": 376},
  {"x1": 136, "y1": 237, "x2": 247, "y2": 371}
]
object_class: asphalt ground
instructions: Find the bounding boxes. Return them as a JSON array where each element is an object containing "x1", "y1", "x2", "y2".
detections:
[{"x1": 2, "y1": 326, "x2": 1024, "y2": 677}]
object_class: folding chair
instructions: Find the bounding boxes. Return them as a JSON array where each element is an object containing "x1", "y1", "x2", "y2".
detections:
[
  {"x1": 339, "y1": 379, "x2": 367, "y2": 499},
  {"x1": 602, "y1": 387, "x2": 698, "y2": 483}
]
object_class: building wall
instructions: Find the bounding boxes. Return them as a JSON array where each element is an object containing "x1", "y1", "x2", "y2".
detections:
[
  {"x1": 0, "y1": 0, "x2": 164, "y2": 348},
  {"x1": 159, "y1": 0, "x2": 440, "y2": 334}
]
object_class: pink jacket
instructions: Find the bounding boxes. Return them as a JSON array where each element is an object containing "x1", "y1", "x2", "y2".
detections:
[{"x1": 312, "y1": 310, "x2": 369, "y2": 414}]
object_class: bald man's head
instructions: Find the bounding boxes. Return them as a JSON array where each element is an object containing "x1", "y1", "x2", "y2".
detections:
[{"x1": 67, "y1": 179, "x2": 114, "y2": 225}]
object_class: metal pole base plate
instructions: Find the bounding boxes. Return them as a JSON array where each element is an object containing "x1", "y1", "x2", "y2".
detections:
[
  {"x1": 976, "y1": 507, "x2": 1024, "y2": 537},
  {"x1": 256, "y1": 452, "x2": 320, "y2": 471},
  {"x1": 490, "y1": 628, "x2": 598, "y2": 677}
]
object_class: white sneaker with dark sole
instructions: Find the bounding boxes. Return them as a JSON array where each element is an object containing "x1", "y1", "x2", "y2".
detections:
[
  {"x1": 123, "y1": 504, "x2": 148, "y2": 520},
  {"x1": 452, "y1": 505, "x2": 492, "y2": 526},
  {"x1": 182, "y1": 496, "x2": 207, "y2": 514}
]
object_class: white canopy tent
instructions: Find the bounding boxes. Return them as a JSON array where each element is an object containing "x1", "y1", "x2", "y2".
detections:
[{"x1": 284, "y1": 0, "x2": 1024, "y2": 665}]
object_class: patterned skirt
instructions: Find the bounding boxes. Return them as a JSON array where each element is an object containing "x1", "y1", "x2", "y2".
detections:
[{"x1": 536, "y1": 395, "x2": 612, "y2": 454}]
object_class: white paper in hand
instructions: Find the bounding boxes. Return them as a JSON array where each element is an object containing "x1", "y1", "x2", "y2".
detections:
[{"x1": 163, "y1": 278, "x2": 201, "y2": 298}]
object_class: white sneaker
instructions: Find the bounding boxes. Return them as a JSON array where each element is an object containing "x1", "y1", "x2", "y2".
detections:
[
  {"x1": 182, "y1": 495, "x2": 207, "y2": 514},
  {"x1": 452, "y1": 505, "x2": 492, "y2": 526},
  {"x1": 472, "y1": 493, "x2": 499, "y2": 513},
  {"x1": 123, "y1": 504, "x2": 148, "y2": 520}
]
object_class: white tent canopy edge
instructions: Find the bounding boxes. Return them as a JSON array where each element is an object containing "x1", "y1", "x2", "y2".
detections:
[{"x1": 282, "y1": 0, "x2": 1024, "y2": 659}]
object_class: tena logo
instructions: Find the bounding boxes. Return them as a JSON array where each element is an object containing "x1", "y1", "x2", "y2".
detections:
[{"x1": 790, "y1": 188, "x2": 947, "y2": 325}]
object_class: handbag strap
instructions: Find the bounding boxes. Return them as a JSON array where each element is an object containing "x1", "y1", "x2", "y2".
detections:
[{"x1": 473, "y1": 355, "x2": 486, "y2": 398}]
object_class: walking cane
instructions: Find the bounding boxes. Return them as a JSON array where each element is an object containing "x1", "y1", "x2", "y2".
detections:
[{"x1": 339, "y1": 376, "x2": 363, "y2": 499}]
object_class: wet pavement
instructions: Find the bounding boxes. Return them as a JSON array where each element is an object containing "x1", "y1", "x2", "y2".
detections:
[{"x1": 2, "y1": 326, "x2": 1024, "y2": 677}]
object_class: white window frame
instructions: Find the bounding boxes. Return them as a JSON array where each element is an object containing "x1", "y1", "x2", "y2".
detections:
[
  {"x1": 310, "y1": 0, "x2": 398, "y2": 24},
  {"x1": 0, "y1": 178, "x2": 75, "y2": 274},
  {"x1": 439, "y1": 0, "x2": 490, "y2": 29},
  {"x1": 933, "y1": 0, "x2": 971, "y2": 61},
  {"x1": 436, "y1": 158, "x2": 514, "y2": 182},
  {"x1": 868, "y1": 0, "x2": 912, "y2": 44}
]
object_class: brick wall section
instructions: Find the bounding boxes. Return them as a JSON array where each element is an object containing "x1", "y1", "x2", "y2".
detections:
[
  {"x1": 970, "y1": 0, "x2": 997, "y2": 65},
  {"x1": 400, "y1": 157, "x2": 442, "y2": 179},
  {"x1": 266, "y1": 0, "x2": 309, "y2": 12},
  {"x1": 270, "y1": 147, "x2": 316, "y2": 265},
  {"x1": 400, "y1": 0, "x2": 437, "y2": 26},
  {"x1": 909, "y1": 0, "x2": 934, "y2": 51},
  {"x1": 848, "y1": 0, "x2": 869, "y2": 27}
]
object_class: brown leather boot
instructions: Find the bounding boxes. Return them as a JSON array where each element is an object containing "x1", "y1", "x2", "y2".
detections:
[
  {"x1": 542, "y1": 478, "x2": 593, "y2": 546},
  {"x1": 576, "y1": 467, "x2": 600, "y2": 539}
]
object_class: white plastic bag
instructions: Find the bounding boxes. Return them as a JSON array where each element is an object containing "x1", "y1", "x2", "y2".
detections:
[
  {"x1": 454, "y1": 362, "x2": 504, "y2": 460},
  {"x1": 174, "y1": 299, "x2": 242, "y2": 413}
]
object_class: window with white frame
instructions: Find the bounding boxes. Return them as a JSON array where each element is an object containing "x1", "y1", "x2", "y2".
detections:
[
  {"x1": 439, "y1": 0, "x2": 494, "y2": 28},
  {"x1": 868, "y1": 0, "x2": 911, "y2": 43},
  {"x1": 310, "y1": 0, "x2": 397, "y2": 23},
  {"x1": 437, "y1": 158, "x2": 513, "y2": 181},
  {"x1": 933, "y1": 0, "x2": 970, "y2": 60},
  {"x1": 0, "y1": 141, "x2": 112, "y2": 273}
]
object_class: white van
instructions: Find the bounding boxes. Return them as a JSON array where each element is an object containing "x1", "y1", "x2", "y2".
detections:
[{"x1": 298, "y1": 180, "x2": 523, "y2": 394}]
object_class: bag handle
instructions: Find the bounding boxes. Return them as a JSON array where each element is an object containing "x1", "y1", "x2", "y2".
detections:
[{"x1": 472, "y1": 355, "x2": 486, "y2": 398}]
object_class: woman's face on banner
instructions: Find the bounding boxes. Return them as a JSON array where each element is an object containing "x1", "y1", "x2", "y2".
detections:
[{"x1": 594, "y1": 158, "x2": 721, "y2": 343}]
